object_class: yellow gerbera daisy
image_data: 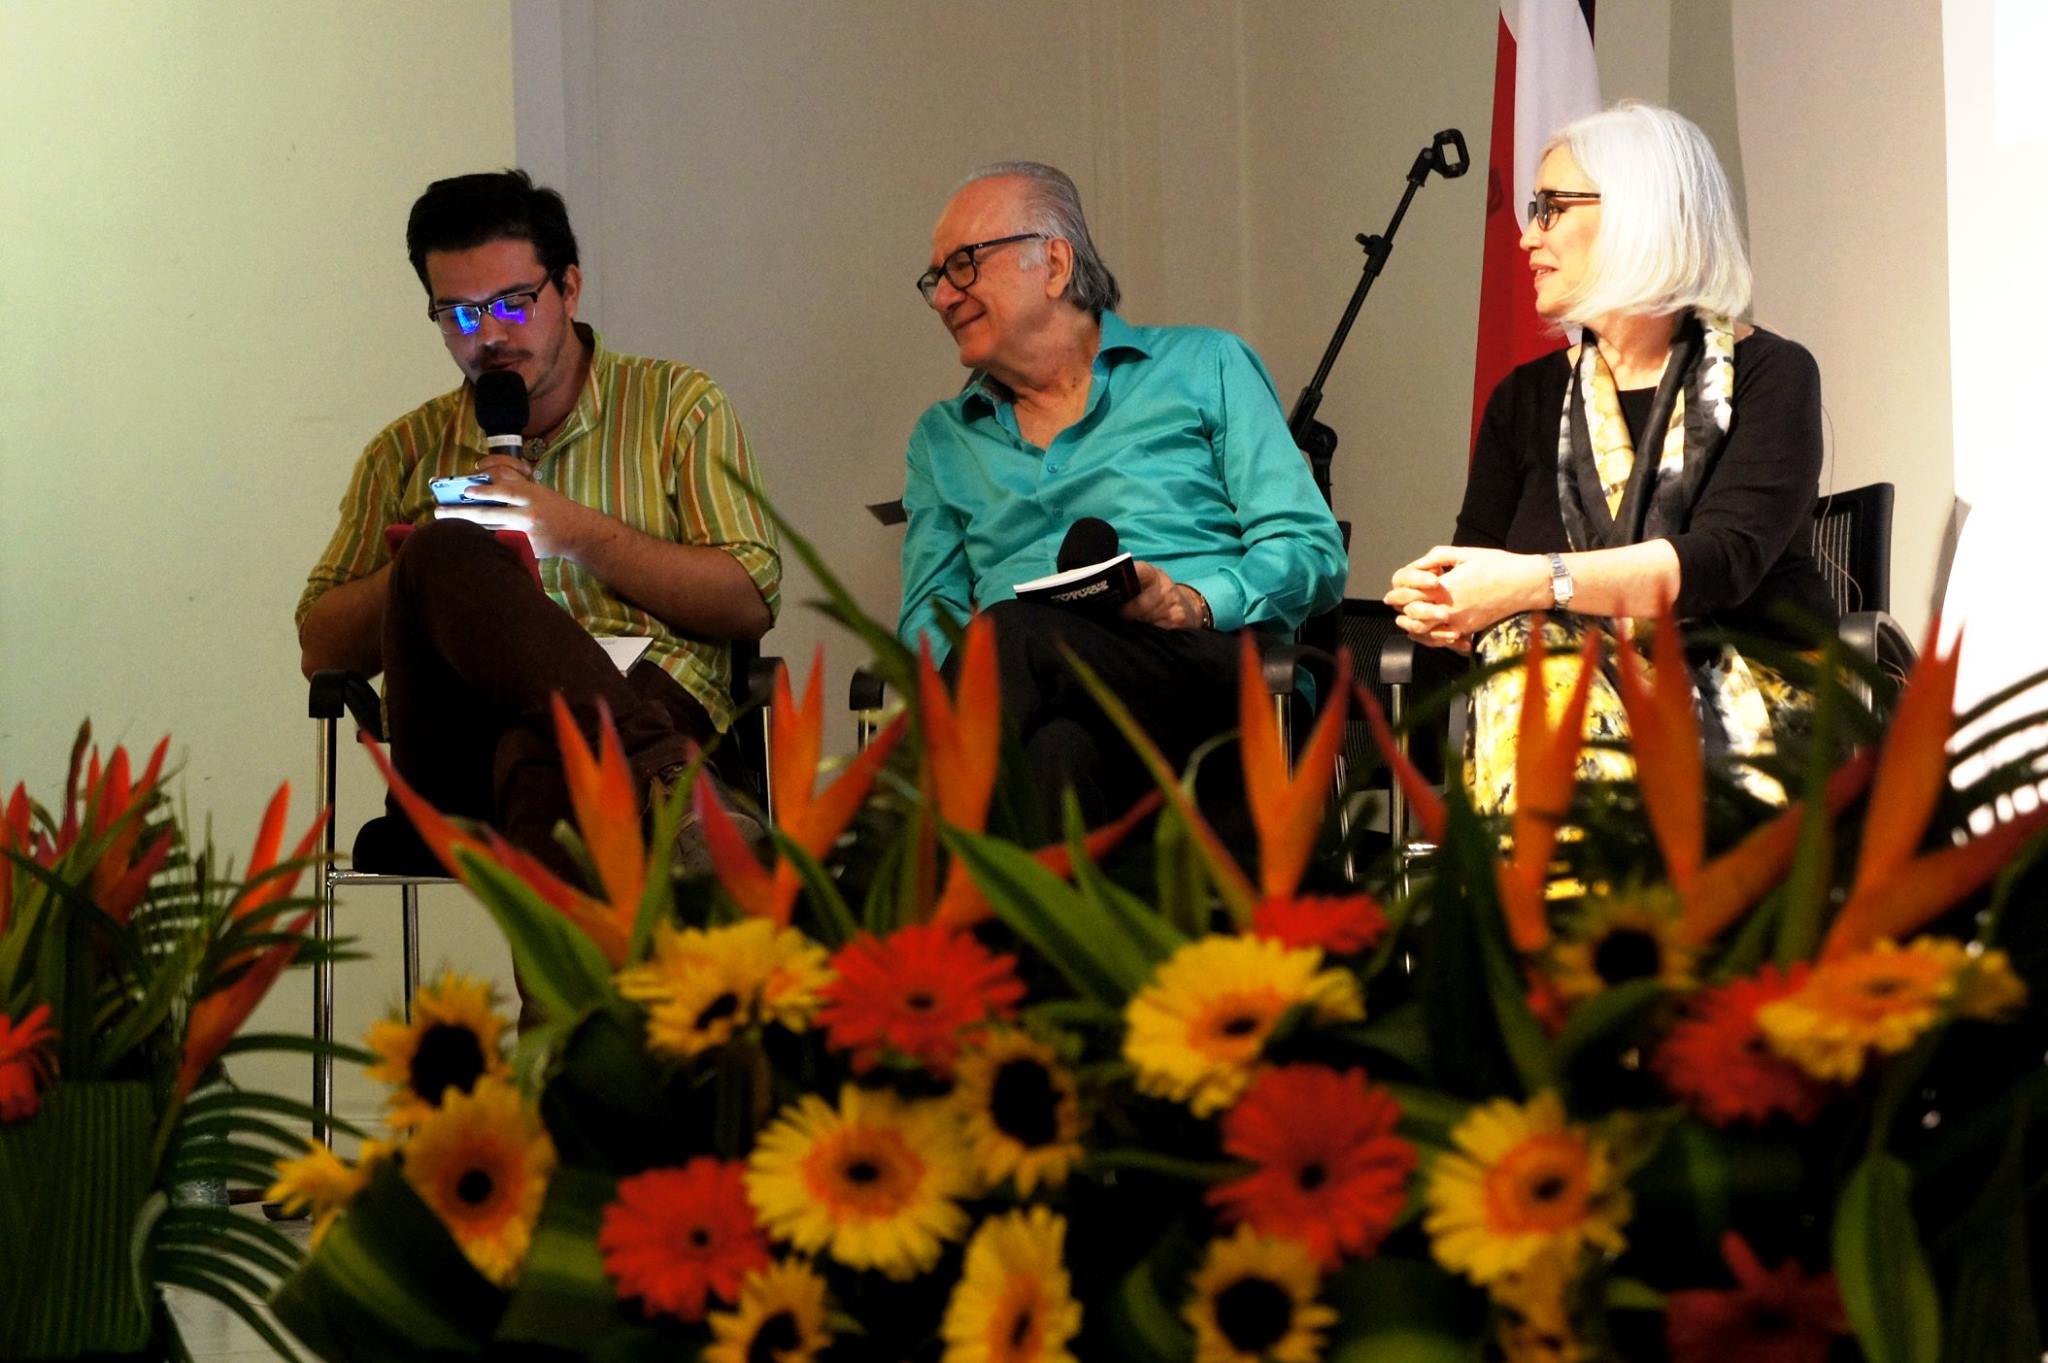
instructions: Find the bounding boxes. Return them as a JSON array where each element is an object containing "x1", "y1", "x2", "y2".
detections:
[
  {"x1": 952, "y1": 1031, "x2": 1086, "y2": 1195},
  {"x1": 746, "y1": 1084, "x2": 973, "y2": 1280},
  {"x1": 1544, "y1": 889, "x2": 1695, "y2": 1004},
  {"x1": 618, "y1": 918, "x2": 834, "y2": 1060},
  {"x1": 940, "y1": 1207, "x2": 1082, "y2": 1363},
  {"x1": 1124, "y1": 937, "x2": 1363, "y2": 1117},
  {"x1": 1757, "y1": 937, "x2": 2025, "y2": 1082},
  {"x1": 267, "y1": 1139, "x2": 380, "y2": 1247},
  {"x1": 1489, "y1": 1246, "x2": 1589, "y2": 1363},
  {"x1": 365, "y1": 971, "x2": 510, "y2": 1129},
  {"x1": 402, "y1": 1077, "x2": 555, "y2": 1286},
  {"x1": 1423, "y1": 1091, "x2": 1630, "y2": 1286},
  {"x1": 1183, "y1": 1225, "x2": 1335, "y2": 1363},
  {"x1": 703, "y1": 1259, "x2": 834, "y2": 1363}
]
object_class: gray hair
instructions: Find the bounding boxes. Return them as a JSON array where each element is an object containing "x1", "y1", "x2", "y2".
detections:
[
  {"x1": 1544, "y1": 101, "x2": 1752, "y2": 323},
  {"x1": 959, "y1": 160, "x2": 1122, "y2": 316}
]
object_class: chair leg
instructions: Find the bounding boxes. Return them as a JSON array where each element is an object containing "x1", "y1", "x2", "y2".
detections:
[
  {"x1": 401, "y1": 885, "x2": 422, "y2": 1020},
  {"x1": 313, "y1": 717, "x2": 338, "y2": 1151}
]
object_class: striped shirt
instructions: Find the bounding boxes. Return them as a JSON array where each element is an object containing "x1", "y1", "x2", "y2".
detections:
[{"x1": 297, "y1": 327, "x2": 780, "y2": 730}]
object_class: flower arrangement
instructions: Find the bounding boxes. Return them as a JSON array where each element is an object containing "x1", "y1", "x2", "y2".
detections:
[
  {"x1": 268, "y1": 528, "x2": 2048, "y2": 1363},
  {"x1": 0, "y1": 724, "x2": 337, "y2": 1360}
]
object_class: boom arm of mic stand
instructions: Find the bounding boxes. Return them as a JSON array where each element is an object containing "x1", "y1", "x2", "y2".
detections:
[{"x1": 1286, "y1": 128, "x2": 1468, "y2": 506}]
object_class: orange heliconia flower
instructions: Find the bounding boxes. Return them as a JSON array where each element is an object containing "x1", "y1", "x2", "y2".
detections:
[
  {"x1": 1821, "y1": 624, "x2": 2048, "y2": 960},
  {"x1": 1608, "y1": 616, "x2": 1876, "y2": 947},
  {"x1": 0, "y1": 1003, "x2": 59, "y2": 1123},
  {"x1": 697, "y1": 650, "x2": 908, "y2": 926},
  {"x1": 363, "y1": 729, "x2": 642, "y2": 965},
  {"x1": 178, "y1": 909, "x2": 315, "y2": 1100},
  {"x1": 1496, "y1": 624, "x2": 1601, "y2": 953},
  {"x1": 1240, "y1": 633, "x2": 1355, "y2": 901}
]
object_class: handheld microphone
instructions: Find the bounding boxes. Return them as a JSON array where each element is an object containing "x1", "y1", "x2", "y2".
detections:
[
  {"x1": 1057, "y1": 517, "x2": 1119, "y2": 573},
  {"x1": 473, "y1": 370, "x2": 530, "y2": 461}
]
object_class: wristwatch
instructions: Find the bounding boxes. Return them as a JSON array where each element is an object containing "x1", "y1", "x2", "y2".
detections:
[
  {"x1": 1547, "y1": 553, "x2": 1575, "y2": 610},
  {"x1": 1185, "y1": 585, "x2": 1214, "y2": 629}
]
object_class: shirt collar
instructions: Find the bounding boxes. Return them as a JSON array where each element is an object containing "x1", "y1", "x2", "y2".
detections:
[{"x1": 957, "y1": 310, "x2": 1147, "y2": 415}]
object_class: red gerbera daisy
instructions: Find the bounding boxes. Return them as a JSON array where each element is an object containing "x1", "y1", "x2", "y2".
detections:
[
  {"x1": 599, "y1": 1157, "x2": 771, "y2": 1322},
  {"x1": 818, "y1": 923, "x2": 1025, "y2": 1075},
  {"x1": 1250, "y1": 894, "x2": 1390, "y2": 955},
  {"x1": 1653, "y1": 965, "x2": 1832, "y2": 1127},
  {"x1": 1207, "y1": 1063, "x2": 1416, "y2": 1267},
  {"x1": 0, "y1": 1003, "x2": 58, "y2": 1124},
  {"x1": 1666, "y1": 1232, "x2": 1847, "y2": 1363}
]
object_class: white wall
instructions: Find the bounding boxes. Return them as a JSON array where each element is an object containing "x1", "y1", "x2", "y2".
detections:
[{"x1": 0, "y1": 1, "x2": 519, "y2": 1123}]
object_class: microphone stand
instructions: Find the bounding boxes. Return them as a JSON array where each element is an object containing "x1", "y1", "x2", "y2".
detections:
[{"x1": 1287, "y1": 128, "x2": 1470, "y2": 508}]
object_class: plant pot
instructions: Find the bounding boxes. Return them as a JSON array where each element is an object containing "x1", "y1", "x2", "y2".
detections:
[{"x1": 0, "y1": 1080, "x2": 156, "y2": 1358}]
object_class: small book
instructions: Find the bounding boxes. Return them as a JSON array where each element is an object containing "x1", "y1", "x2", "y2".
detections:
[{"x1": 1013, "y1": 552, "x2": 1140, "y2": 612}]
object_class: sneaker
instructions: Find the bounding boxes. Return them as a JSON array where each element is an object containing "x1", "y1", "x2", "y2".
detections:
[{"x1": 660, "y1": 763, "x2": 768, "y2": 876}]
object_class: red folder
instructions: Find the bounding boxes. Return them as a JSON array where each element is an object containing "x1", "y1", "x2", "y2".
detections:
[{"x1": 383, "y1": 524, "x2": 542, "y2": 588}]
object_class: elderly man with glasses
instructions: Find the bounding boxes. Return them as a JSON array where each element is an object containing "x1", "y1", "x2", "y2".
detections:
[
  {"x1": 297, "y1": 169, "x2": 779, "y2": 878},
  {"x1": 900, "y1": 161, "x2": 1347, "y2": 842}
]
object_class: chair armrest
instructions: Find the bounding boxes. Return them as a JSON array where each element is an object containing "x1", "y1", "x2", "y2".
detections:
[
  {"x1": 308, "y1": 670, "x2": 385, "y2": 740},
  {"x1": 745, "y1": 655, "x2": 782, "y2": 708},
  {"x1": 1840, "y1": 610, "x2": 1917, "y2": 679},
  {"x1": 849, "y1": 667, "x2": 888, "y2": 712},
  {"x1": 1377, "y1": 634, "x2": 1418, "y2": 687}
]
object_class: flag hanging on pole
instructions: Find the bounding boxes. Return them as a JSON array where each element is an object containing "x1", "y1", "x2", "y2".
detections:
[{"x1": 1469, "y1": 0, "x2": 1600, "y2": 451}]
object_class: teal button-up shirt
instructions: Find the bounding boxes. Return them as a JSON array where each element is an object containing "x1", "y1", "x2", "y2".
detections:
[{"x1": 897, "y1": 312, "x2": 1347, "y2": 662}]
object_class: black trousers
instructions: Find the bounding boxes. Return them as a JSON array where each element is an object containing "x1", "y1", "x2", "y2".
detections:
[
  {"x1": 969, "y1": 599, "x2": 1250, "y2": 854},
  {"x1": 380, "y1": 520, "x2": 712, "y2": 880}
]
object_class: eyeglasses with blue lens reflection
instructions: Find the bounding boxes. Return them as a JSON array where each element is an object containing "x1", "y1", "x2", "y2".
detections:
[{"x1": 428, "y1": 280, "x2": 551, "y2": 337}]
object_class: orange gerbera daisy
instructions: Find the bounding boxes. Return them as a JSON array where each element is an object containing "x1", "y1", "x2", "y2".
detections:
[
  {"x1": 1249, "y1": 894, "x2": 1390, "y2": 956},
  {"x1": 1664, "y1": 1232, "x2": 1847, "y2": 1363},
  {"x1": 1756, "y1": 937, "x2": 2025, "y2": 1082},
  {"x1": 817, "y1": 923, "x2": 1026, "y2": 1074},
  {"x1": 402, "y1": 1078, "x2": 555, "y2": 1286},
  {"x1": 0, "y1": 1003, "x2": 58, "y2": 1124},
  {"x1": 599, "y1": 1157, "x2": 771, "y2": 1323},
  {"x1": 1207, "y1": 1065, "x2": 1415, "y2": 1267},
  {"x1": 1424, "y1": 1091, "x2": 1630, "y2": 1286},
  {"x1": 1652, "y1": 966, "x2": 1832, "y2": 1127}
]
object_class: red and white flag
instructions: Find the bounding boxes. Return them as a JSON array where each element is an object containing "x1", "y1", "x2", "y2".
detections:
[{"x1": 1469, "y1": 0, "x2": 1600, "y2": 450}]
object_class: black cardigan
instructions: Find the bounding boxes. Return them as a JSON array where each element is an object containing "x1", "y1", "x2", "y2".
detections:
[{"x1": 1453, "y1": 327, "x2": 1837, "y2": 645}]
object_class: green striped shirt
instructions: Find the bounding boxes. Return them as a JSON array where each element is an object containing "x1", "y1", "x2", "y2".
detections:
[{"x1": 297, "y1": 328, "x2": 780, "y2": 730}]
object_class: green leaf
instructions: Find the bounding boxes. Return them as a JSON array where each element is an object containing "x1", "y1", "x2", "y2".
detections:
[
  {"x1": 1063, "y1": 798, "x2": 1189, "y2": 966},
  {"x1": 1079, "y1": 1149, "x2": 1242, "y2": 1182},
  {"x1": 1834, "y1": 1152, "x2": 1941, "y2": 1363},
  {"x1": 1550, "y1": 978, "x2": 1666, "y2": 1079},
  {"x1": 454, "y1": 849, "x2": 617, "y2": 1022},
  {"x1": 941, "y1": 827, "x2": 1144, "y2": 1003},
  {"x1": 1104, "y1": 1224, "x2": 1198, "y2": 1363},
  {"x1": 1324, "y1": 1255, "x2": 1481, "y2": 1360},
  {"x1": 270, "y1": 1159, "x2": 504, "y2": 1360},
  {"x1": 495, "y1": 1165, "x2": 626, "y2": 1350},
  {"x1": 1942, "y1": 1114, "x2": 2040, "y2": 1363},
  {"x1": 155, "y1": 1258, "x2": 307, "y2": 1362},
  {"x1": 537, "y1": 1006, "x2": 693, "y2": 1173},
  {"x1": 770, "y1": 828, "x2": 859, "y2": 946},
  {"x1": 1774, "y1": 650, "x2": 1843, "y2": 966}
]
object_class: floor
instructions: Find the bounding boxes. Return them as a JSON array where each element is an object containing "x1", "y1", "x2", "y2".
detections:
[{"x1": 164, "y1": 1206, "x2": 311, "y2": 1362}]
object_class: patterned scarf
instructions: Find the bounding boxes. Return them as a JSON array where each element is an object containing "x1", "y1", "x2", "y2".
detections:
[{"x1": 1551, "y1": 310, "x2": 1787, "y2": 800}]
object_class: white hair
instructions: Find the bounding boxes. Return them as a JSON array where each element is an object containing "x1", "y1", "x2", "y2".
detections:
[
  {"x1": 1545, "y1": 100, "x2": 1752, "y2": 324},
  {"x1": 957, "y1": 160, "x2": 1122, "y2": 315}
]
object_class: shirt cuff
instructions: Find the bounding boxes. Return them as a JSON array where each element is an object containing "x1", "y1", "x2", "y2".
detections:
[{"x1": 1184, "y1": 573, "x2": 1246, "y2": 633}]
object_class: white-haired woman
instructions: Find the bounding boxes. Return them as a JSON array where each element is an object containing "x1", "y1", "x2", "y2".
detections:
[{"x1": 1386, "y1": 100, "x2": 1835, "y2": 811}]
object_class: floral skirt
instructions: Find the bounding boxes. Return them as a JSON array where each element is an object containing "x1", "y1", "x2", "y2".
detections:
[{"x1": 1466, "y1": 613, "x2": 1813, "y2": 816}]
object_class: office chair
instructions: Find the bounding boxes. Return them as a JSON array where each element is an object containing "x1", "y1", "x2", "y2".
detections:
[
  {"x1": 304, "y1": 640, "x2": 779, "y2": 1145},
  {"x1": 1357, "y1": 480, "x2": 1919, "y2": 875}
]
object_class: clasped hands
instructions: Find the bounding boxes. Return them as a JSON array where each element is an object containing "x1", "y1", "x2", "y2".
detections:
[
  {"x1": 1384, "y1": 544, "x2": 1548, "y2": 653},
  {"x1": 1122, "y1": 560, "x2": 1209, "y2": 631},
  {"x1": 434, "y1": 453, "x2": 590, "y2": 559}
]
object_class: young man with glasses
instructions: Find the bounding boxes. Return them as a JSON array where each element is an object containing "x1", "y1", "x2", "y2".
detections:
[
  {"x1": 297, "y1": 170, "x2": 779, "y2": 880},
  {"x1": 900, "y1": 162, "x2": 1347, "y2": 842}
]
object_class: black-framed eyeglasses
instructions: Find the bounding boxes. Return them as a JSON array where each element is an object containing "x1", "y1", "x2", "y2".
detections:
[
  {"x1": 428, "y1": 279, "x2": 552, "y2": 337},
  {"x1": 1527, "y1": 189, "x2": 1601, "y2": 231},
  {"x1": 915, "y1": 233, "x2": 1046, "y2": 305}
]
